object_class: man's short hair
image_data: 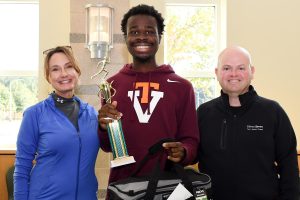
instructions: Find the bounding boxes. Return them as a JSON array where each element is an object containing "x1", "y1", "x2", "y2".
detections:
[{"x1": 121, "y1": 4, "x2": 165, "y2": 36}]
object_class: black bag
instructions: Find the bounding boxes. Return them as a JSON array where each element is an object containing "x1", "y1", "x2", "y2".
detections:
[{"x1": 107, "y1": 138, "x2": 212, "y2": 200}]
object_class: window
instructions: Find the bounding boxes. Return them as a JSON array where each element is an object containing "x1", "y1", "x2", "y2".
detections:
[
  {"x1": 165, "y1": 0, "x2": 223, "y2": 108},
  {"x1": 0, "y1": 1, "x2": 39, "y2": 149}
]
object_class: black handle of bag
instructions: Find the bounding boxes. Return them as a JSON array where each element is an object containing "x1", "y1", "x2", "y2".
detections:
[
  {"x1": 144, "y1": 139, "x2": 172, "y2": 200},
  {"x1": 144, "y1": 162, "x2": 161, "y2": 200},
  {"x1": 148, "y1": 138, "x2": 176, "y2": 155},
  {"x1": 173, "y1": 163, "x2": 194, "y2": 197},
  {"x1": 132, "y1": 138, "x2": 195, "y2": 200},
  {"x1": 131, "y1": 138, "x2": 175, "y2": 177}
]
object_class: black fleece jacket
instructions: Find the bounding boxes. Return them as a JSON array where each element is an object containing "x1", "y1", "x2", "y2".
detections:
[{"x1": 197, "y1": 85, "x2": 299, "y2": 200}]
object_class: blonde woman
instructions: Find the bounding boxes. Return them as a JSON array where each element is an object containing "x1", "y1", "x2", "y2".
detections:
[{"x1": 14, "y1": 46, "x2": 100, "y2": 200}]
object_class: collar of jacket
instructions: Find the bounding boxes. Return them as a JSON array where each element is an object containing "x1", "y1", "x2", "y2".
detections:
[
  {"x1": 45, "y1": 94, "x2": 88, "y2": 115},
  {"x1": 219, "y1": 85, "x2": 258, "y2": 115}
]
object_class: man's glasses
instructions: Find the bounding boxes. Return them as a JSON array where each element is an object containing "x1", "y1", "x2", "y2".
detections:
[{"x1": 42, "y1": 45, "x2": 72, "y2": 55}]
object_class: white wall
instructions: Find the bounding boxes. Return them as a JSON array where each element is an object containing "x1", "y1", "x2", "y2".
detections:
[
  {"x1": 227, "y1": 0, "x2": 300, "y2": 144},
  {"x1": 39, "y1": 0, "x2": 70, "y2": 99}
]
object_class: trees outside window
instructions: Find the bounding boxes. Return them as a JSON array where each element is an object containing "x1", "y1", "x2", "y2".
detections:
[
  {"x1": 0, "y1": 1, "x2": 38, "y2": 148},
  {"x1": 0, "y1": 77, "x2": 38, "y2": 121},
  {"x1": 165, "y1": 2, "x2": 221, "y2": 108}
]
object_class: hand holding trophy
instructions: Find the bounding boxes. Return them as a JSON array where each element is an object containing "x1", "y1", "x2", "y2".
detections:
[{"x1": 91, "y1": 57, "x2": 135, "y2": 168}]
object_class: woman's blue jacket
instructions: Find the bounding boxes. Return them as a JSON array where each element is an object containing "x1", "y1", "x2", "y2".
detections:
[{"x1": 14, "y1": 95, "x2": 100, "y2": 200}]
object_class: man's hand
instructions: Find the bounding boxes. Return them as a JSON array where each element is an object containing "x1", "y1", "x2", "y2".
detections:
[
  {"x1": 98, "y1": 101, "x2": 122, "y2": 130},
  {"x1": 162, "y1": 142, "x2": 186, "y2": 163}
]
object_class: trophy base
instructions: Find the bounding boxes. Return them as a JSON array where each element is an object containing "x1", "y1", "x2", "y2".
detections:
[{"x1": 111, "y1": 156, "x2": 136, "y2": 168}]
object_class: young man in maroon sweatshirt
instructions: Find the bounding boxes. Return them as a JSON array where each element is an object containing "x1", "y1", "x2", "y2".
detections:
[{"x1": 98, "y1": 4, "x2": 199, "y2": 186}]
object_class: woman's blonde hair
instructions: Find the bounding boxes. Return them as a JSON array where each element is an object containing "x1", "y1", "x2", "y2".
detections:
[{"x1": 43, "y1": 46, "x2": 81, "y2": 83}]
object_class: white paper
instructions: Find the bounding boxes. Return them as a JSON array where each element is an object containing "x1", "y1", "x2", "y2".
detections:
[{"x1": 167, "y1": 183, "x2": 193, "y2": 200}]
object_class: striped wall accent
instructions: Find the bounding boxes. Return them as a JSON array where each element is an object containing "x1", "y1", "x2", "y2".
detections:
[{"x1": 70, "y1": 33, "x2": 125, "y2": 44}]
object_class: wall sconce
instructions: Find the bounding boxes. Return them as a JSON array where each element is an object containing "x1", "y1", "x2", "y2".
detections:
[{"x1": 85, "y1": 4, "x2": 114, "y2": 59}]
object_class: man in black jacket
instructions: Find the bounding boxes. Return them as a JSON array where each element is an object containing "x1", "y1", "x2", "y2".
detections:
[{"x1": 197, "y1": 46, "x2": 299, "y2": 199}]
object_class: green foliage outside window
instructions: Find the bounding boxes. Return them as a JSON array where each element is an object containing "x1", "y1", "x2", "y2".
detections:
[
  {"x1": 0, "y1": 83, "x2": 11, "y2": 111},
  {"x1": 166, "y1": 6, "x2": 216, "y2": 71},
  {"x1": 165, "y1": 5, "x2": 217, "y2": 107},
  {"x1": 0, "y1": 77, "x2": 38, "y2": 120}
]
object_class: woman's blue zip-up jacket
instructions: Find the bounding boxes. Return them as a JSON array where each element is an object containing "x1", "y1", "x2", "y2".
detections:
[{"x1": 14, "y1": 95, "x2": 100, "y2": 200}]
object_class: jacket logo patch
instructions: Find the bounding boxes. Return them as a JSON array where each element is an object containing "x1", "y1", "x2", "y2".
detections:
[
  {"x1": 128, "y1": 82, "x2": 163, "y2": 123},
  {"x1": 247, "y1": 125, "x2": 264, "y2": 131}
]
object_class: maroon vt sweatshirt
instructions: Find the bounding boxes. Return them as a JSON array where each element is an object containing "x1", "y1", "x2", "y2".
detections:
[{"x1": 99, "y1": 64, "x2": 199, "y2": 184}]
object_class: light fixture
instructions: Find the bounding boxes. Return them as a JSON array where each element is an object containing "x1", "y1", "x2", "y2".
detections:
[{"x1": 85, "y1": 4, "x2": 113, "y2": 59}]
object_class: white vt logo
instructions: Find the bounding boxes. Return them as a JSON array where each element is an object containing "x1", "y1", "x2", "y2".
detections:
[{"x1": 128, "y1": 82, "x2": 164, "y2": 123}]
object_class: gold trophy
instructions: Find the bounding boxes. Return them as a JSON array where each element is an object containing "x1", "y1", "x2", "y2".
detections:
[{"x1": 91, "y1": 57, "x2": 135, "y2": 168}]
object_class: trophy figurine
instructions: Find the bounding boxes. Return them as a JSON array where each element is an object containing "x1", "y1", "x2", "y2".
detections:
[{"x1": 91, "y1": 57, "x2": 135, "y2": 168}]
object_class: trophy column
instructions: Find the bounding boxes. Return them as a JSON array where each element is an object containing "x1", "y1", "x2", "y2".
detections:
[
  {"x1": 96, "y1": 67, "x2": 135, "y2": 168},
  {"x1": 106, "y1": 119, "x2": 136, "y2": 167}
]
